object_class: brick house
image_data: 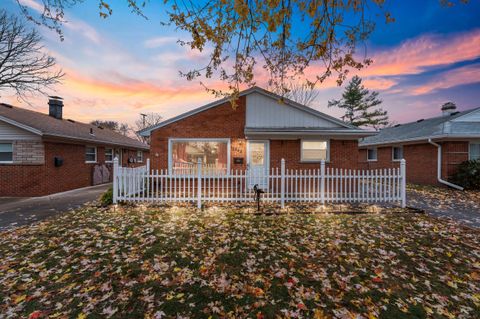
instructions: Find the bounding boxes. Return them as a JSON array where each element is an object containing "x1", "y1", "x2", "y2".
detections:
[
  {"x1": 359, "y1": 104, "x2": 480, "y2": 188},
  {"x1": 138, "y1": 87, "x2": 373, "y2": 185},
  {"x1": 0, "y1": 97, "x2": 149, "y2": 197}
]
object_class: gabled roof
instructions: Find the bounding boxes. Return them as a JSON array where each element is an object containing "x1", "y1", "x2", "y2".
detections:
[
  {"x1": 360, "y1": 107, "x2": 480, "y2": 147},
  {"x1": 139, "y1": 86, "x2": 369, "y2": 137},
  {"x1": 0, "y1": 103, "x2": 149, "y2": 150}
]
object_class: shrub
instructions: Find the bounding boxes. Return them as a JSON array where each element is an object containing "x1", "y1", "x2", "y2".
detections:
[
  {"x1": 450, "y1": 160, "x2": 480, "y2": 190},
  {"x1": 100, "y1": 187, "x2": 113, "y2": 206}
]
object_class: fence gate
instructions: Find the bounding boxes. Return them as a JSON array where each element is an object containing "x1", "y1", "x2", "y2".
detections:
[{"x1": 113, "y1": 158, "x2": 407, "y2": 208}]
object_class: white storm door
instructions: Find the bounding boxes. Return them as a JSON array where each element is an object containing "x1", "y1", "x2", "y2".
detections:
[{"x1": 247, "y1": 140, "x2": 269, "y2": 190}]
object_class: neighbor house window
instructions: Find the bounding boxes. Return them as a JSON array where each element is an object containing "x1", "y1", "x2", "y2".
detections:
[
  {"x1": 85, "y1": 146, "x2": 97, "y2": 163},
  {"x1": 105, "y1": 148, "x2": 114, "y2": 162},
  {"x1": 392, "y1": 146, "x2": 403, "y2": 161},
  {"x1": 367, "y1": 148, "x2": 377, "y2": 161},
  {"x1": 170, "y1": 139, "x2": 229, "y2": 174},
  {"x1": 470, "y1": 142, "x2": 480, "y2": 160},
  {"x1": 137, "y1": 150, "x2": 143, "y2": 163},
  {"x1": 301, "y1": 140, "x2": 329, "y2": 162},
  {"x1": 0, "y1": 143, "x2": 13, "y2": 163}
]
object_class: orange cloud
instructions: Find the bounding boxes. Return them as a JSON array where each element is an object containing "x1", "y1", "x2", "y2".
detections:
[
  {"x1": 365, "y1": 29, "x2": 480, "y2": 76},
  {"x1": 301, "y1": 29, "x2": 480, "y2": 92},
  {"x1": 2, "y1": 68, "x2": 235, "y2": 126},
  {"x1": 411, "y1": 64, "x2": 480, "y2": 95}
]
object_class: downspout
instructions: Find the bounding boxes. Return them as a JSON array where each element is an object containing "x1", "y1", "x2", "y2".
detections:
[{"x1": 427, "y1": 139, "x2": 464, "y2": 190}]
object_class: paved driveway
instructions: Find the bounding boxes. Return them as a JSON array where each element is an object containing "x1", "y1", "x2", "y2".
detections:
[
  {"x1": 407, "y1": 186, "x2": 480, "y2": 228},
  {"x1": 0, "y1": 184, "x2": 110, "y2": 230}
]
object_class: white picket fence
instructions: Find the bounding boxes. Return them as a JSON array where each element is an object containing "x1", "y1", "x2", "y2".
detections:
[{"x1": 113, "y1": 158, "x2": 406, "y2": 208}]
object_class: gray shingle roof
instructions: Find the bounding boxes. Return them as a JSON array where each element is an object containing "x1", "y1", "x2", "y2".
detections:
[
  {"x1": 0, "y1": 103, "x2": 149, "y2": 150},
  {"x1": 360, "y1": 107, "x2": 480, "y2": 146}
]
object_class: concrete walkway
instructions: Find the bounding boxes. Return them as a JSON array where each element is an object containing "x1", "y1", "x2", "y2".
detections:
[
  {"x1": 407, "y1": 187, "x2": 480, "y2": 228},
  {"x1": 0, "y1": 183, "x2": 110, "y2": 230}
]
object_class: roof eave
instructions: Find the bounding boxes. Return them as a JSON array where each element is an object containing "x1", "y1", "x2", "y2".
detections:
[
  {"x1": 43, "y1": 133, "x2": 150, "y2": 150},
  {"x1": 359, "y1": 134, "x2": 480, "y2": 147},
  {"x1": 0, "y1": 115, "x2": 43, "y2": 136},
  {"x1": 245, "y1": 129, "x2": 376, "y2": 139}
]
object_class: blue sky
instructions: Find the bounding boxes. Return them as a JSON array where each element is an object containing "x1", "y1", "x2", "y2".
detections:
[{"x1": 3, "y1": 0, "x2": 480, "y2": 126}]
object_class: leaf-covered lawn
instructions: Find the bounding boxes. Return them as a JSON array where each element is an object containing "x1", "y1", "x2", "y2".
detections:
[{"x1": 1, "y1": 206, "x2": 479, "y2": 319}]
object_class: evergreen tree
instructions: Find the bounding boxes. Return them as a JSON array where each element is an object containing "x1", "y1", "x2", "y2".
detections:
[{"x1": 328, "y1": 76, "x2": 389, "y2": 129}]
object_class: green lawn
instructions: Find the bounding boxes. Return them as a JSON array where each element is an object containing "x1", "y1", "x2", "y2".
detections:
[{"x1": 1, "y1": 205, "x2": 479, "y2": 319}]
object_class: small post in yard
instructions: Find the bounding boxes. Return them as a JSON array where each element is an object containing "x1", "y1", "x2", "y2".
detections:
[
  {"x1": 146, "y1": 158, "x2": 150, "y2": 200},
  {"x1": 320, "y1": 160, "x2": 325, "y2": 205},
  {"x1": 400, "y1": 159, "x2": 406, "y2": 208},
  {"x1": 197, "y1": 158, "x2": 202, "y2": 209},
  {"x1": 113, "y1": 156, "x2": 119, "y2": 204},
  {"x1": 280, "y1": 158, "x2": 285, "y2": 208}
]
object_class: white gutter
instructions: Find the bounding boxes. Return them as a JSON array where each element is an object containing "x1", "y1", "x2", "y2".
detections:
[{"x1": 427, "y1": 139, "x2": 464, "y2": 190}]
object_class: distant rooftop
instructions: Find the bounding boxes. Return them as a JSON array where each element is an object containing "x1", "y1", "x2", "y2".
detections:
[
  {"x1": 360, "y1": 106, "x2": 480, "y2": 147},
  {"x1": 0, "y1": 102, "x2": 148, "y2": 150}
]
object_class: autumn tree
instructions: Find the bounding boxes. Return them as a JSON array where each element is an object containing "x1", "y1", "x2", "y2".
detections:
[
  {"x1": 16, "y1": 1, "x2": 469, "y2": 101},
  {"x1": 328, "y1": 76, "x2": 389, "y2": 129},
  {"x1": 14, "y1": 0, "x2": 391, "y2": 100},
  {"x1": 0, "y1": 10, "x2": 63, "y2": 100}
]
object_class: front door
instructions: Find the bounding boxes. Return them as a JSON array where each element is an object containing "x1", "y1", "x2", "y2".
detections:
[{"x1": 247, "y1": 140, "x2": 269, "y2": 190}]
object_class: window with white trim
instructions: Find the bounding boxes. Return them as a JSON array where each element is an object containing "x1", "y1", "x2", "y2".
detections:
[
  {"x1": 392, "y1": 146, "x2": 403, "y2": 161},
  {"x1": 137, "y1": 150, "x2": 143, "y2": 163},
  {"x1": 367, "y1": 148, "x2": 377, "y2": 161},
  {"x1": 470, "y1": 143, "x2": 480, "y2": 160},
  {"x1": 170, "y1": 139, "x2": 229, "y2": 174},
  {"x1": 301, "y1": 140, "x2": 329, "y2": 162},
  {"x1": 0, "y1": 143, "x2": 13, "y2": 163},
  {"x1": 85, "y1": 146, "x2": 97, "y2": 163},
  {"x1": 105, "y1": 148, "x2": 114, "y2": 162}
]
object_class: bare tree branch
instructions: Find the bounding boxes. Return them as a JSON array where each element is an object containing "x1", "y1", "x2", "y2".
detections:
[{"x1": 0, "y1": 10, "x2": 63, "y2": 101}]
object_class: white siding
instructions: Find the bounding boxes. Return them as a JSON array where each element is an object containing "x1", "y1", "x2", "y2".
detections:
[
  {"x1": 0, "y1": 120, "x2": 40, "y2": 140},
  {"x1": 451, "y1": 108, "x2": 480, "y2": 122},
  {"x1": 246, "y1": 92, "x2": 341, "y2": 128}
]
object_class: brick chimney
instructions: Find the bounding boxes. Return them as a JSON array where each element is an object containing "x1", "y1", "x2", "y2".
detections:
[
  {"x1": 441, "y1": 102, "x2": 456, "y2": 116},
  {"x1": 48, "y1": 96, "x2": 64, "y2": 119}
]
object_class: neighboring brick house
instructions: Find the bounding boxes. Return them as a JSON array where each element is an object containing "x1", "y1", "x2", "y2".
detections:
[
  {"x1": 138, "y1": 87, "x2": 373, "y2": 187},
  {"x1": 0, "y1": 97, "x2": 149, "y2": 197},
  {"x1": 359, "y1": 104, "x2": 480, "y2": 188}
]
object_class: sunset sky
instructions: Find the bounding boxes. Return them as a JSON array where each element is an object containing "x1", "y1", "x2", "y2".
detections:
[{"x1": 2, "y1": 0, "x2": 480, "y2": 127}]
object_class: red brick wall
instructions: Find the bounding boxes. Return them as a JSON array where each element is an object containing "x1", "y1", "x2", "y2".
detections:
[
  {"x1": 359, "y1": 141, "x2": 469, "y2": 186},
  {"x1": 442, "y1": 141, "x2": 469, "y2": 179},
  {"x1": 0, "y1": 165, "x2": 45, "y2": 196},
  {"x1": 149, "y1": 96, "x2": 360, "y2": 172},
  {"x1": 150, "y1": 96, "x2": 247, "y2": 171},
  {"x1": 0, "y1": 141, "x2": 148, "y2": 197}
]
